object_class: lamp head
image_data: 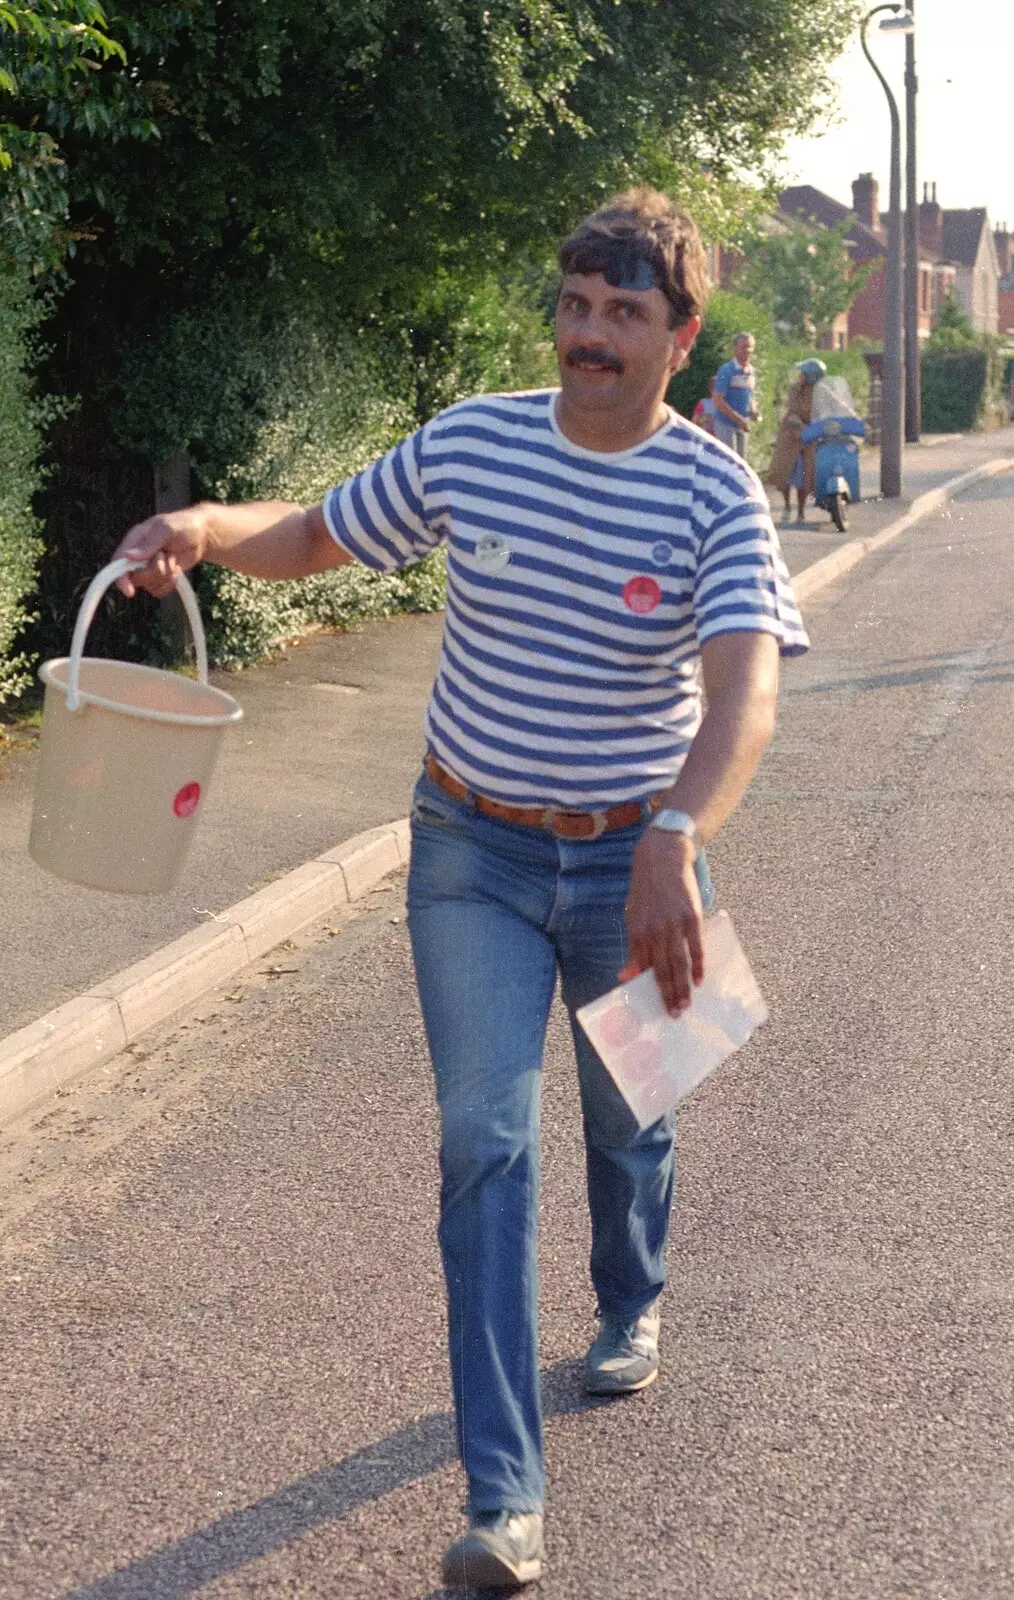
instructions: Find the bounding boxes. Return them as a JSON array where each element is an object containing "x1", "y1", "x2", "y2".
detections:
[{"x1": 879, "y1": 12, "x2": 915, "y2": 31}]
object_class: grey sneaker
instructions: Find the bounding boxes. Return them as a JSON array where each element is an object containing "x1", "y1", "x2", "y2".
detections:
[
  {"x1": 441, "y1": 1509, "x2": 544, "y2": 1589},
  {"x1": 584, "y1": 1301, "x2": 661, "y2": 1395}
]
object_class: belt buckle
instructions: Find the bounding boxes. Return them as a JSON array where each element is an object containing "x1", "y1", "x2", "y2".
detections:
[{"x1": 543, "y1": 807, "x2": 608, "y2": 841}]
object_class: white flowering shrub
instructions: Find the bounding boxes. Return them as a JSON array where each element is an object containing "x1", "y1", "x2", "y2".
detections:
[{"x1": 0, "y1": 266, "x2": 46, "y2": 704}]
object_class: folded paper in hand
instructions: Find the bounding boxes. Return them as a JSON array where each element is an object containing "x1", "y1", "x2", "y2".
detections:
[{"x1": 576, "y1": 911, "x2": 768, "y2": 1129}]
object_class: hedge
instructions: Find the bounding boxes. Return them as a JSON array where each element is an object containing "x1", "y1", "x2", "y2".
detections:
[
  {"x1": 921, "y1": 346, "x2": 1006, "y2": 433},
  {"x1": 110, "y1": 273, "x2": 552, "y2": 670},
  {"x1": 0, "y1": 266, "x2": 48, "y2": 705}
]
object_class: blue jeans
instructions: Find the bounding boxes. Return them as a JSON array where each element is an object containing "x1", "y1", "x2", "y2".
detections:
[{"x1": 406, "y1": 767, "x2": 714, "y2": 1514}]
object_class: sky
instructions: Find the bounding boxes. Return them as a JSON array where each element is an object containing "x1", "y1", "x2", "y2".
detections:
[{"x1": 780, "y1": 0, "x2": 1014, "y2": 230}]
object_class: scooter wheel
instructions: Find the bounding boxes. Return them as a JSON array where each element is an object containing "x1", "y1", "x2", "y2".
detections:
[{"x1": 829, "y1": 493, "x2": 848, "y2": 533}]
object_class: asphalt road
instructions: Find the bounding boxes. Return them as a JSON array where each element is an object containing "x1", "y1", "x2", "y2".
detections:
[{"x1": 2, "y1": 473, "x2": 1014, "y2": 1599}]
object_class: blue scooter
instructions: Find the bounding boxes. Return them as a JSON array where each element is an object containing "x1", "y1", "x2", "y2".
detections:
[{"x1": 800, "y1": 377, "x2": 866, "y2": 533}]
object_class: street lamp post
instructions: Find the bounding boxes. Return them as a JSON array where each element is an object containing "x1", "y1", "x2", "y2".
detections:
[
  {"x1": 860, "y1": 5, "x2": 915, "y2": 499},
  {"x1": 904, "y1": 0, "x2": 920, "y2": 442}
]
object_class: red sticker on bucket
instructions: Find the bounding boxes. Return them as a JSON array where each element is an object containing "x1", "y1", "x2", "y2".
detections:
[
  {"x1": 622, "y1": 575, "x2": 662, "y2": 614},
  {"x1": 173, "y1": 782, "x2": 201, "y2": 819}
]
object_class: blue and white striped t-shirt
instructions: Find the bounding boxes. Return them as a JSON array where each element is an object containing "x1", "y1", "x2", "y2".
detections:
[{"x1": 322, "y1": 389, "x2": 809, "y2": 808}]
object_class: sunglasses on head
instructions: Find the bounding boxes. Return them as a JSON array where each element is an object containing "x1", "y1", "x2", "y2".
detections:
[{"x1": 598, "y1": 243, "x2": 663, "y2": 294}]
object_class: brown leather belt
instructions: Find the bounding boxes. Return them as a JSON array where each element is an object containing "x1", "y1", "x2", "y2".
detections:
[{"x1": 424, "y1": 753, "x2": 663, "y2": 841}]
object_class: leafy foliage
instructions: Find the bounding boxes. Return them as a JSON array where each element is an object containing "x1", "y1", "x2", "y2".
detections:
[
  {"x1": 921, "y1": 293, "x2": 1007, "y2": 430},
  {"x1": 113, "y1": 285, "x2": 436, "y2": 667},
  {"x1": 0, "y1": 0, "x2": 130, "y2": 267},
  {"x1": 924, "y1": 289, "x2": 978, "y2": 352},
  {"x1": 405, "y1": 267, "x2": 555, "y2": 420},
  {"x1": 5, "y1": 0, "x2": 861, "y2": 285},
  {"x1": 921, "y1": 349, "x2": 989, "y2": 431},
  {"x1": 3, "y1": 0, "x2": 865, "y2": 682},
  {"x1": 106, "y1": 269, "x2": 558, "y2": 667},
  {"x1": 731, "y1": 217, "x2": 876, "y2": 344},
  {"x1": 0, "y1": 262, "x2": 48, "y2": 701}
]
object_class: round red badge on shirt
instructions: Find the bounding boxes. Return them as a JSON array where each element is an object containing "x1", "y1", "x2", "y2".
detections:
[
  {"x1": 622, "y1": 575, "x2": 662, "y2": 614},
  {"x1": 173, "y1": 782, "x2": 201, "y2": 819}
]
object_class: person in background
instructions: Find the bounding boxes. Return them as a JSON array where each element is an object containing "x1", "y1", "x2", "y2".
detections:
[
  {"x1": 691, "y1": 378, "x2": 718, "y2": 435},
  {"x1": 712, "y1": 332, "x2": 759, "y2": 457},
  {"x1": 764, "y1": 357, "x2": 827, "y2": 521}
]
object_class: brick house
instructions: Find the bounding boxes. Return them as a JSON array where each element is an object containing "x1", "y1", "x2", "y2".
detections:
[
  {"x1": 995, "y1": 224, "x2": 1014, "y2": 335},
  {"x1": 711, "y1": 176, "x2": 1007, "y2": 346},
  {"x1": 931, "y1": 200, "x2": 1000, "y2": 334},
  {"x1": 778, "y1": 174, "x2": 953, "y2": 348},
  {"x1": 776, "y1": 178, "x2": 887, "y2": 349}
]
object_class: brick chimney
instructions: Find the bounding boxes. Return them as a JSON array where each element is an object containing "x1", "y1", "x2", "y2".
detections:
[
  {"x1": 995, "y1": 224, "x2": 1013, "y2": 278},
  {"x1": 919, "y1": 181, "x2": 942, "y2": 259},
  {"x1": 852, "y1": 172, "x2": 880, "y2": 232}
]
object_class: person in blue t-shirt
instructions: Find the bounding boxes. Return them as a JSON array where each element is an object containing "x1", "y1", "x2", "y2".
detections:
[{"x1": 713, "y1": 332, "x2": 759, "y2": 457}]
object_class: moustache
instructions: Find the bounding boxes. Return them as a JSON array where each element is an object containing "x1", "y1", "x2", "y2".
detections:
[{"x1": 565, "y1": 347, "x2": 624, "y2": 374}]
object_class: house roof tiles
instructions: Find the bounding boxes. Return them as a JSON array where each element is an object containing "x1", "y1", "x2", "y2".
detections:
[
  {"x1": 777, "y1": 184, "x2": 886, "y2": 258},
  {"x1": 939, "y1": 209, "x2": 990, "y2": 269}
]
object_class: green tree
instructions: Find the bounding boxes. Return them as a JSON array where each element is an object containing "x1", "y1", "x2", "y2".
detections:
[
  {"x1": 925, "y1": 288, "x2": 978, "y2": 351},
  {"x1": 0, "y1": 0, "x2": 131, "y2": 267},
  {"x1": 8, "y1": 0, "x2": 865, "y2": 669},
  {"x1": 3, "y1": 0, "x2": 862, "y2": 287},
  {"x1": 732, "y1": 217, "x2": 876, "y2": 344}
]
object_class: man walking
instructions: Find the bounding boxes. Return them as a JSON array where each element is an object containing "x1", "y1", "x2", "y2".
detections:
[
  {"x1": 713, "y1": 330, "x2": 760, "y2": 457},
  {"x1": 113, "y1": 188, "x2": 807, "y2": 1591}
]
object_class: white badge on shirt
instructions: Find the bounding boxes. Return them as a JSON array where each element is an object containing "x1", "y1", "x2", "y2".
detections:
[{"x1": 473, "y1": 533, "x2": 512, "y2": 575}]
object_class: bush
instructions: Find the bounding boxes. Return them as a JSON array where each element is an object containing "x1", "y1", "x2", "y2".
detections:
[
  {"x1": 919, "y1": 295, "x2": 1007, "y2": 431},
  {"x1": 919, "y1": 290, "x2": 1006, "y2": 432},
  {"x1": 407, "y1": 268, "x2": 555, "y2": 419},
  {"x1": 0, "y1": 266, "x2": 48, "y2": 705},
  {"x1": 921, "y1": 348, "x2": 993, "y2": 432},
  {"x1": 924, "y1": 290, "x2": 978, "y2": 351},
  {"x1": 114, "y1": 290, "x2": 449, "y2": 668},
  {"x1": 109, "y1": 269, "x2": 556, "y2": 669}
]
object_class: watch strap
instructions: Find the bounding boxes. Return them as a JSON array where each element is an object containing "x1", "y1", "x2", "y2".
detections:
[{"x1": 649, "y1": 808, "x2": 700, "y2": 853}]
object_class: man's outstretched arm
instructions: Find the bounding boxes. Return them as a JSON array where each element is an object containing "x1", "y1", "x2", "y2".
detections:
[
  {"x1": 622, "y1": 629, "x2": 780, "y2": 1014},
  {"x1": 111, "y1": 501, "x2": 350, "y2": 598}
]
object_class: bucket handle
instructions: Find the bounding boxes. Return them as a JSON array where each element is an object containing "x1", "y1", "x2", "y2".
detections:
[{"x1": 66, "y1": 558, "x2": 209, "y2": 713}]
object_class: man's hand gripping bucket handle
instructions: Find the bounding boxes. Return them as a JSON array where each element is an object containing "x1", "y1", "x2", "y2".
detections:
[{"x1": 65, "y1": 558, "x2": 210, "y2": 712}]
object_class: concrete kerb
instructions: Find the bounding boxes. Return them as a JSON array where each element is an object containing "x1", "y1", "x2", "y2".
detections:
[
  {"x1": 3, "y1": 456, "x2": 1013, "y2": 1129},
  {"x1": 0, "y1": 820, "x2": 409, "y2": 1127}
]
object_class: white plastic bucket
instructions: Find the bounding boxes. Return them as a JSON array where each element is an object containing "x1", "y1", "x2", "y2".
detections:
[{"x1": 29, "y1": 558, "x2": 243, "y2": 894}]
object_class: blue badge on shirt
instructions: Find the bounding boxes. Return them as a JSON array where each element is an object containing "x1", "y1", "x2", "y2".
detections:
[{"x1": 651, "y1": 541, "x2": 674, "y2": 567}]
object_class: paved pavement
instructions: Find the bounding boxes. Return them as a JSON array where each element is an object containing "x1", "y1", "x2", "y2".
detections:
[
  {"x1": 0, "y1": 617, "x2": 442, "y2": 1036},
  {"x1": 2, "y1": 472, "x2": 1013, "y2": 1598},
  {"x1": 3, "y1": 427, "x2": 1012, "y2": 1041}
]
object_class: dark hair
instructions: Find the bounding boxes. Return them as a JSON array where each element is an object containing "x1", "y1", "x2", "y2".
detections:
[{"x1": 558, "y1": 187, "x2": 711, "y2": 328}]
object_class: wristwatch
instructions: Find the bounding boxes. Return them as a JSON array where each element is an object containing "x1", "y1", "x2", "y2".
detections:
[{"x1": 649, "y1": 808, "x2": 700, "y2": 855}]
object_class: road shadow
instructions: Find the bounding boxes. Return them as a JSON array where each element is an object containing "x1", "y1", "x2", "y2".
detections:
[
  {"x1": 790, "y1": 657, "x2": 1014, "y2": 696},
  {"x1": 61, "y1": 1358, "x2": 607, "y2": 1598}
]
